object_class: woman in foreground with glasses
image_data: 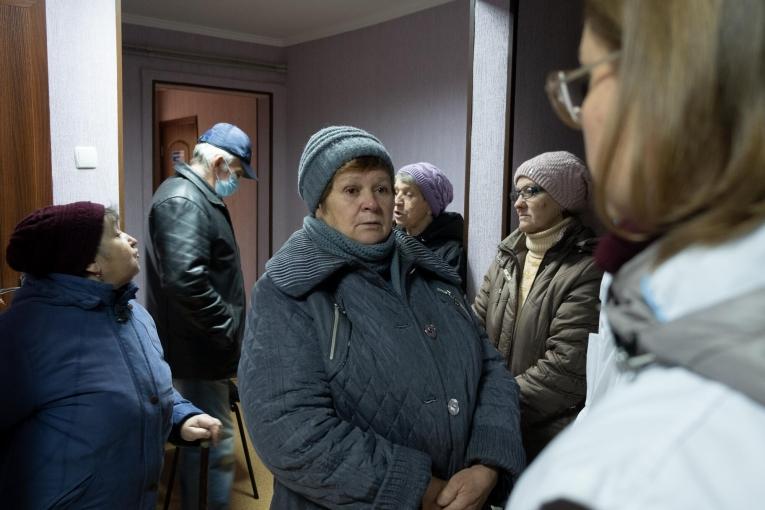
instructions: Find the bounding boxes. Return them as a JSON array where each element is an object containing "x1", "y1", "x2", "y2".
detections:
[
  {"x1": 509, "y1": 0, "x2": 765, "y2": 508},
  {"x1": 473, "y1": 151, "x2": 602, "y2": 463}
]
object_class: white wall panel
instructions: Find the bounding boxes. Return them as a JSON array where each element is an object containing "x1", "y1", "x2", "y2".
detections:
[{"x1": 47, "y1": 0, "x2": 120, "y2": 207}]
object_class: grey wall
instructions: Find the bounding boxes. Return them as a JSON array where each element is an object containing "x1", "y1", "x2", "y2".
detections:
[
  {"x1": 284, "y1": 0, "x2": 470, "y2": 245},
  {"x1": 121, "y1": 2, "x2": 472, "y2": 297}
]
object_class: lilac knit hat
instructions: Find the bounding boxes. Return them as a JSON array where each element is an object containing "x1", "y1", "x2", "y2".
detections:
[
  {"x1": 6, "y1": 201, "x2": 105, "y2": 276},
  {"x1": 514, "y1": 151, "x2": 591, "y2": 212},
  {"x1": 396, "y1": 162, "x2": 454, "y2": 217}
]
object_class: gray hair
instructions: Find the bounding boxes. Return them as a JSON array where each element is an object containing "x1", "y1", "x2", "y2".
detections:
[
  {"x1": 191, "y1": 142, "x2": 236, "y2": 168},
  {"x1": 394, "y1": 172, "x2": 416, "y2": 186}
]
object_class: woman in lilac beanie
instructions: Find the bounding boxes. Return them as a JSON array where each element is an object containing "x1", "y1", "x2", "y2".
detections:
[
  {"x1": 394, "y1": 162, "x2": 466, "y2": 286},
  {"x1": 473, "y1": 151, "x2": 603, "y2": 462}
]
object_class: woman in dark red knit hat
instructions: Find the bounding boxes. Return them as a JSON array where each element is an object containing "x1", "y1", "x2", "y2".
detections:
[{"x1": 0, "y1": 202, "x2": 222, "y2": 509}]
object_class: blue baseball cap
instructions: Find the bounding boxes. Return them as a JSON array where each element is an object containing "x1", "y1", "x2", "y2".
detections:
[{"x1": 198, "y1": 123, "x2": 257, "y2": 179}]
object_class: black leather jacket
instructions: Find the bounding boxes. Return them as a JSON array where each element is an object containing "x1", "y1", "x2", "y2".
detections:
[{"x1": 146, "y1": 163, "x2": 245, "y2": 379}]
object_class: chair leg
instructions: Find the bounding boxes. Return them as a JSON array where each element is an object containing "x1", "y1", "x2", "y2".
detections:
[
  {"x1": 164, "y1": 446, "x2": 181, "y2": 510},
  {"x1": 233, "y1": 402, "x2": 259, "y2": 499}
]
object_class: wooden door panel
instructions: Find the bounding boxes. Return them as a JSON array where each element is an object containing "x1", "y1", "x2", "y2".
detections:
[
  {"x1": 0, "y1": 0, "x2": 52, "y2": 309},
  {"x1": 156, "y1": 115, "x2": 198, "y2": 190}
]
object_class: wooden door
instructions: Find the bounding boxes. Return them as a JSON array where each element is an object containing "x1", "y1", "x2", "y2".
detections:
[
  {"x1": 0, "y1": 0, "x2": 53, "y2": 310},
  {"x1": 156, "y1": 115, "x2": 198, "y2": 190}
]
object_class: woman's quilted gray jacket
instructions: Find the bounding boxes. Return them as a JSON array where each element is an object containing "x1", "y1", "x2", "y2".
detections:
[{"x1": 238, "y1": 229, "x2": 525, "y2": 509}]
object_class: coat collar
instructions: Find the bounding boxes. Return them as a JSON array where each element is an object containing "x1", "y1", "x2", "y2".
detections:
[
  {"x1": 498, "y1": 217, "x2": 594, "y2": 257},
  {"x1": 415, "y1": 212, "x2": 464, "y2": 244},
  {"x1": 14, "y1": 274, "x2": 137, "y2": 310},
  {"x1": 174, "y1": 162, "x2": 225, "y2": 207},
  {"x1": 607, "y1": 237, "x2": 765, "y2": 406}
]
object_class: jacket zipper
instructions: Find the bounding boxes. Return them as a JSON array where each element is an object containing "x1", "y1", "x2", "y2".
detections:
[
  {"x1": 504, "y1": 251, "x2": 523, "y2": 356},
  {"x1": 495, "y1": 250, "x2": 521, "y2": 312},
  {"x1": 330, "y1": 303, "x2": 340, "y2": 360},
  {"x1": 436, "y1": 287, "x2": 471, "y2": 319}
]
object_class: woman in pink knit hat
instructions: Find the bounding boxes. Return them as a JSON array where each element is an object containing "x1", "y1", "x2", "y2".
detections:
[{"x1": 473, "y1": 151, "x2": 603, "y2": 462}]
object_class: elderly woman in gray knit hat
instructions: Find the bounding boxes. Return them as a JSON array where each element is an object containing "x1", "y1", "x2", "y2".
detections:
[
  {"x1": 238, "y1": 126, "x2": 525, "y2": 509},
  {"x1": 473, "y1": 151, "x2": 603, "y2": 462},
  {"x1": 394, "y1": 162, "x2": 466, "y2": 288}
]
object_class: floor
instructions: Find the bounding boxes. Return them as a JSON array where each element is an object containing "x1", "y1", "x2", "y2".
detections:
[{"x1": 157, "y1": 406, "x2": 274, "y2": 510}]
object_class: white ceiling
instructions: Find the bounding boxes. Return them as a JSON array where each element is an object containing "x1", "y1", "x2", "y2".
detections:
[{"x1": 121, "y1": 0, "x2": 455, "y2": 47}]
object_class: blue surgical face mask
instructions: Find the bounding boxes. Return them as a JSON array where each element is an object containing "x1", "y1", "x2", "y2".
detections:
[{"x1": 214, "y1": 160, "x2": 239, "y2": 197}]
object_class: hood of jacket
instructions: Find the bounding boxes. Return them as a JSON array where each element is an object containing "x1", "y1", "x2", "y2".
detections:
[
  {"x1": 266, "y1": 227, "x2": 460, "y2": 297},
  {"x1": 607, "y1": 240, "x2": 765, "y2": 406},
  {"x1": 12, "y1": 273, "x2": 137, "y2": 311}
]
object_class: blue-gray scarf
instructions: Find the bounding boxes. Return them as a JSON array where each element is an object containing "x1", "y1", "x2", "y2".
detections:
[
  {"x1": 266, "y1": 216, "x2": 460, "y2": 297},
  {"x1": 303, "y1": 216, "x2": 394, "y2": 275}
]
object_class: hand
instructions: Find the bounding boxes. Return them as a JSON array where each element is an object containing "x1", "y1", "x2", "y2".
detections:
[
  {"x1": 436, "y1": 465, "x2": 498, "y2": 510},
  {"x1": 180, "y1": 414, "x2": 222, "y2": 445},
  {"x1": 421, "y1": 476, "x2": 447, "y2": 510}
]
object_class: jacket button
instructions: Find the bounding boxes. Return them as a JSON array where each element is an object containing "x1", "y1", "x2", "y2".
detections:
[
  {"x1": 424, "y1": 324, "x2": 437, "y2": 338},
  {"x1": 447, "y1": 398, "x2": 460, "y2": 416},
  {"x1": 149, "y1": 395, "x2": 159, "y2": 405}
]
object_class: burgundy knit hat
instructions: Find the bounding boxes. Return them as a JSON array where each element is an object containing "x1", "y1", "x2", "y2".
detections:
[
  {"x1": 6, "y1": 201, "x2": 105, "y2": 276},
  {"x1": 514, "y1": 151, "x2": 591, "y2": 212},
  {"x1": 396, "y1": 162, "x2": 454, "y2": 217}
]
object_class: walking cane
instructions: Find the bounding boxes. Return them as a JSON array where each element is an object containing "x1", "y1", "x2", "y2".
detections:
[{"x1": 198, "y1": 441, "x2": 210, "y2": 510}]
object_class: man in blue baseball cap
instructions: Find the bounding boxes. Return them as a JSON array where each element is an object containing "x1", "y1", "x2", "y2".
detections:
[
  {"x1": 146, "y1": 122, "x2": 254, "y2": 509},
  {"x1": 197, "y1": 122, "x2": 257, "y2": 180}
]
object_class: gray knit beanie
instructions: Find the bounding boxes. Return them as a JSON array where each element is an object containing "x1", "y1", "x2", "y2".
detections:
[
  {"x1": 298, "y1": 126, "x2": 394, "y2": 213},
  {"x1": 514, "y1": 151, "x2": 591, "y2": 212}
]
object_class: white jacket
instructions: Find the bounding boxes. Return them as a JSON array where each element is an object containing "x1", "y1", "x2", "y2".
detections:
[
  {"x1": 508, "y1": 223, "x2": 765, "y2": 510},
  {"x1": 576, "y1": 272, "x2": 627, "y2": 423}
]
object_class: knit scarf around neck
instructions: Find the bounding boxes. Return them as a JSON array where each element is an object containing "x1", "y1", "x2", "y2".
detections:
[{"x1": 303, "y1": 216, "x2": 395, "y2": 275}]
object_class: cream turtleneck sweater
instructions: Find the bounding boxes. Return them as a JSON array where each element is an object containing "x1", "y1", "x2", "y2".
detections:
[{"x1": 518, "y1": 217, "x2": 573, "y2": 306}]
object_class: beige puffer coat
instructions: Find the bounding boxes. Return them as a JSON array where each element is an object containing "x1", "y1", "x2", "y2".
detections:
[{"x1": 473, "y1": 219, "x2": 602, "y2": 460}]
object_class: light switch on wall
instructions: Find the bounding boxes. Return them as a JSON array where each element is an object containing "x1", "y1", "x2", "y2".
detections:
[{"x1": 74, "y1": 146, "x2": 98, "y2": 169}]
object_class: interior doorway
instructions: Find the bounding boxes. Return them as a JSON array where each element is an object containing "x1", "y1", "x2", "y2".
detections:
[
  {"x1": 153, "y1": 83, "x2": 267, "y2": 303},
  {"x1": 157, "y1": 115, "x2": 198, "y2": 190}
]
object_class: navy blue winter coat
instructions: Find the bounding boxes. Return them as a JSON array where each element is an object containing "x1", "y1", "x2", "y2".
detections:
[
  {"x1": 0, "y1": 274, "x2": 201, "y2": 509},
  {"x1": 238, "y1": 229, "x2": 525, "y2": 509}
]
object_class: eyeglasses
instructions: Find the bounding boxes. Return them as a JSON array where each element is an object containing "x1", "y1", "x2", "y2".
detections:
[
  {"x1": 510, "y1": 185, "x2": 544, "y2": 202},
  {"x1": 545, "y1": 51, "x2": 620, "y2": 129}
]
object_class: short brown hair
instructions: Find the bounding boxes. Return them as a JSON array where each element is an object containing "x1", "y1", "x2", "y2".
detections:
[
  {"x1": 317, "y1": 156, "x2": 394, "y2": 206},
  {"x1": 585, "y1": 0, "x2": 765, "y2": 262}
]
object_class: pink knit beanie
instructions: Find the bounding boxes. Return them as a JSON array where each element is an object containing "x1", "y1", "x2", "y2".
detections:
[{"x1": 514, "y1": 151, "x2": 591, "y2": 212}]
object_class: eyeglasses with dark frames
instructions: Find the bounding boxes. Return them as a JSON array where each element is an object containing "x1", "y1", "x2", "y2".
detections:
[
  {"x1": 510, "y1": 185, "x2": 545, "y2": 203},
  {"x1": 545, "y1": 51, "x2": 620, "y2": 129}
]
